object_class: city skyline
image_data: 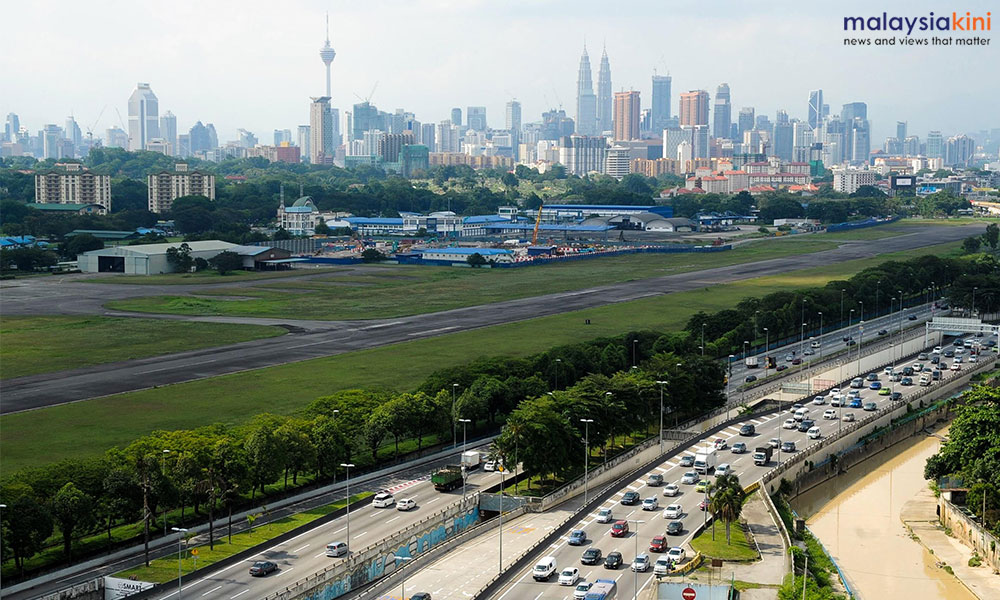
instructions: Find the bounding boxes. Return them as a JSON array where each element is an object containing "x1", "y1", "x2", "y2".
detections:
[{"x1": 1, "y1": 0, "x2": 997, "y2": 146}]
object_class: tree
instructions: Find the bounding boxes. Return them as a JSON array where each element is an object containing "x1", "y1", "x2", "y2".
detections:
[
  {"x1": 314, "y1": 220, "x2": 331, "y2": 235},
  {"x1": 963, "y1": 236, "x2": 982, "y2": 254},
  {"x1": 709, "y1": 474, "x2": 746, "y2": 544},
  {"x1": 272, "y1": 227, "x2": 292, "y2": 241},
  {"x1": 51, "y1": 482, "x2": 94, "y2": 559},
  {"x1": 61, "y1": 233, "x2": 104, "y2": 258},
  {"x1": 208, "y1": 250, "x2": 243, "y2": 275},
  {"x1": 361, "y1": 248, "x2": 386, "y2": 262},
  {"x1": 467, "y1": 252, "x2": 487, "y2": 267},
  {"x1": 1, "y1": 492, "x2": 54, "y2": 573},
  {"x1": 165, "y1": 243, "x2": 194, "y2": 272},
  {"x1": 985, "y1": 223, "x2": 999, "y2": 250},
  {"x1": 243, "y1": 422, "x2": 284, "y2": 500}
]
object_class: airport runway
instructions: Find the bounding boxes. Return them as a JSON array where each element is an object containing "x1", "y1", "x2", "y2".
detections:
[{"x1": 0, "y1": 224, "x2": 981, "y2": 413}]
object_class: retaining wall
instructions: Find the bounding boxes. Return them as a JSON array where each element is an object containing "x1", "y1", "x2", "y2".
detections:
[{"x1": 938, "y1": 498, "x2": 1000, "y2": 572}]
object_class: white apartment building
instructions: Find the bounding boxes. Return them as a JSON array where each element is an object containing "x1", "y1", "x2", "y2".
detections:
[
  {"x1": 832, "y1": 168, "x2": 877, "y2": 194},
  {"x1": 33, "y1": 162, "x2": 111, "y2": 211},
  {"x1": 147, "y1": 163, "x2": 216, "y2": 213}
]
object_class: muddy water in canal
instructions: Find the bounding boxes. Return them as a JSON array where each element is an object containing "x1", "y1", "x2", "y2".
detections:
[{"x1": 791, "y1": 426, "x2": 974, "y2": 600}]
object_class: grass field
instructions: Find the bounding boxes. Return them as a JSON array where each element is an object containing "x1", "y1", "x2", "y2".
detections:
[
  {"x1": 690, "y1": 519, "x2": 759, "y2": 561},
  {"x1": 0, "y1": 240, "x2": 961, "y2": 472},
  {"x1": 87, "y1": 266, "x2": 346, "y2": 285},
  {"x1": 105, "y1": 238, "x2": 841, "y2": 320},
  {"x1": 0, "y1": 317, "x2": 285, "y2": 379}
]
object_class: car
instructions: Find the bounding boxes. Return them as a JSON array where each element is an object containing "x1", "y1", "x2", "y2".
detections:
[
  {"x1": 970, "y1": 355, "x2": 979, "y2": 363},
  {"x1": 776, "y1": 365, "x2": 789, "y2": 372},
  {"x1": 666, "y1": 547, "x2": 686, "y2": 563},
  {"x1": 411, "y1": 594, "x2": 432, "y2": 600},
  {"x1": 783, "y1": 418, "x2": 798, "y2": 429},
  {"x1": 713, "y1": 438, "x2": 728, "y2": 450},
  {"x1": 325, "y1": 541, "x2": 349, "y2": 557},
  {"x1": 797, "y1": 419, "x2": 815, "y2": 432},
  {"x1": 890, "y1": 372, "x2": 903, "y2": 382},
  {"x1": 933, "y1": 346, "x2": 942, "y2": 354},
  {"x1": 558, "y1": 567, "x2": 580, "y2": 586},
  {"x1": 780, "y1": 441, "x2": 796, "y2": 452},
  {"x1": 803, "y1": 348, "x2": 815, "y2": 356},
  {"x1": 955, "y1": 356, "x2": 964, "y2": 364},
  {"x1": 372, "y1": 492, "x2": 395, "y2": 508},
  {"x1": 483, "y1": 460, "x2": 496, "y2": 472},
  {"x1": 581, "y1": 547, "x2": 603, "y2": 565},
  {"x1": 901, "y1": 377, "x2": 914, "y2": 386},
  {"x1": 649, "y1": 535, "x2": 668, "y2": 552},
  {"x1": 745, "y1": 375, "x2": 758, "y2": 383},
  {"x1": 944, "y1": 350, "x2": 955, "y2": 358},
  {"x1": 870, "y1": 381, "x2": 882, "y2": 390},
  {"x1": 768, "y1": 437, "x2": 781, "y2": 448},
  {"x1": 918, "y1": 353, "x2": 929, "y2": 360},
  {"x1": 681, "y1": 471, "x2": 700, "y2": 484},
  {"x1": 621, "y1": 491, "x2": 641, "y2": 505},
  {"x1": 715, "y1": 463, "x2": 732, "y2": 477},
  {"x1": 610, "y1": 520, "x2": 629, "y2": 537},
  {"x1": 596, "y1": 508, "x2": 614, "y2": 523},
  {"x1": 249, "y1": 560, "x2": 278, "y2": 576},
  {"x1": 811, "y1": 340, "x2": 822, "y2": 348},
  {"x1": 739, "y1": 424, "x2": 756, "y2": 436},
  {"x1": 951, "y1": 362, "x2": 962, "y2": 371},
  {"x1": 792, "y1": 358, "x2": 802, "y2": 365},
  {"x1": 396, "y1": 498, "x2": 417, "y2": 511},
  {"x1": 879, "y1": 387, "x2": 891, "y2": 395},
  {"x1": 642, "y1": 497, "x2": 659, "y2": 511},
  {"x1": 647, "y1": 473, "x2": 664, "y2": 486},
  {"x1": 908, "y1": 314, "x2": 917, "y2": 320},
  {"x1": 913, "y1": 363, "x2": 924, "y2": 372},
  {"x1": 807, "y1": 426, "x2": 822, "y2": 439},
  {"x1": 891, "y1": 392, "x2": 903, "y2": 401},
  {"x1": 732, "y1": 442, "x2": 747, "y2": 454},
  {"x1": 843, "y1": 412, "x2": 856, "y2": 422},
  {"x1": 792, "y1": 403, "x2": 804, "y2": 411},
  {"x1": 846, "y1": 339, "x2": 857, "y2": 346},
  {"x1": 574, "y1": 582, "x2": 593, "y2": 600},
  {"x1": 699, "y1": 497, "x2": 710, "y2": 511},
  {"x1": 849, "y1": 398, "x2": 863, "y2": 409},
  {"x1": 842, "y1": 335, "x2": 852, "y2": 342},
  {"x1": 654, "y1": 556, "x2": 673, "y2": 575},
  {"x1": 830, "y1": 387, "x2": 840, "y2": 395},
  {"x1": 679, "y1": 455, "x2": 696, "y2": 467},
  {"x1": 848, "y1": 390, "x2": 862, "y2": 399},
  {"x1": 850, "y1": 377, "x2": 865, "y2": 389},
  {"x1": 662, "y1": 483, "x2": 680, "y2": 497},
  {"x1": 884, "y1": 366, "x2": 895, "y2": 374},
  {"x1": 604, "y1": 551, "x2": 624, "y2": 569},
  {"x1": 955, "y1": 348, "x2": 965, "y2": 356},
  {"x1": 784, "y1": 354, "x2": 795, "y2": 362},
  {"x1": 695, "y1": 480, "x2": 711, "y2": 493},
  {"x1": 568, "y1": 529, "x2": 587, "y2": 545},
  {"x1": 878, "y1": 329, "x2": 889, "y2": 336},
  {"x1": 666, "y1": 520, "x2": 683, "y2": 535},
  {"x1": 812, "y1": 395, "x2": 826, "y2": 405},
  {"x1": 823, "y1": 409, "x2": 837, "y2": 419},
  {"x1": 663, "y1": 503, "x2": 683, "y2": 519},
  {"x1": 866, "y1": 373, "x2": 879, "y2": 381},
  {"x1": 631, "y1": 554, "x2": 650, "y2": 572},
  {"x1": 830, "y1": 394, "x2": 843, "y2": 407}
]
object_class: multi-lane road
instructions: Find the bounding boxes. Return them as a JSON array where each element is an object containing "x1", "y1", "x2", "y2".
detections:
[{"x1": 491, "y1": 338, "x2": 981, "y2": 600}]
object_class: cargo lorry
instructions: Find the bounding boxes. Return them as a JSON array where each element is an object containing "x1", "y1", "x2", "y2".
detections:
[
  {"x1": 431, "y1": 466, "x2": 463, "y2": 491},
  {"x1": 693, "y1": 449, "x2": 717, "y2": 474},
  {"x1": 753, "y1": 446, "x2": 773, "y2": 466}
]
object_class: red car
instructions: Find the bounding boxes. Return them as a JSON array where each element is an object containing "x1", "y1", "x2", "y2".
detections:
[
  {"x1": 610, "y1": 520, "x2": 629, "y2": 537},
  {"x1": 649, "y1": 535, "x2": 667, "y2": 552}
]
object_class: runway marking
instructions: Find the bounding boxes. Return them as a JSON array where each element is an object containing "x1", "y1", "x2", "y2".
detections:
[
  {"x1": 202, "y1": 586, "x2": 222, "y2": 596},
  {"x1": 407, "y1": 326, "x2": 459, "y2": 336},
  {"x1": 360, "y1": 321, "x2": 404, "y2": 330},
  {"x1": 136, "y1": 365, "x2": 176, "y2": 375},
  {"x1": 231, "y1": 591, "x2": 250, "y2": 599}
]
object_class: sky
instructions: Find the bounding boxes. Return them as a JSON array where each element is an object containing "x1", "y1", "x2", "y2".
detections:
[{"x1": 3, "y1": 0, "x2": 997, "y2": 146}]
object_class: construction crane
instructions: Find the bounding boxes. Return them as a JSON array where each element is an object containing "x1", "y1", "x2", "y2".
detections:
[
  {"x1": 531, "y1": 203, "x2": 544, "y2": 245},
  {"x1": 353, "y1": 81, "x2": 379, "y2": 104},
  {"x1": 85, "y1": 105, "x2": 108, "y2": 141}
]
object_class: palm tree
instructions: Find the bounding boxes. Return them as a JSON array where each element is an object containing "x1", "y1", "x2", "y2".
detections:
[{"x1": 709, "y1": 476, "x2": 747, "y2": 545}]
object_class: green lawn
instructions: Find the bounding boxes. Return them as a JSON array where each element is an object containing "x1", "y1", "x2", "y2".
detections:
[
  {"x1": 0, "y1": 240, "x2": 961, "y2": 472},
  {"x1": 87, "y1": 267, "x2": 346, "y2": 285},
  {"x1": 105, "y1": 238, "x2": 841, "y2": 320},
  {"x1": 0, "y1": 316, "x2": 285, "y2": 379},
  {"x1": 690, "y1": 519, "x2": 758, "y2": 561},
  {"x1": 115, "y1": 492, "x2": 371, "y2": 583}
]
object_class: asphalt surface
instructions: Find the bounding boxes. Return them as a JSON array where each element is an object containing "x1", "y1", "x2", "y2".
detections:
[
  {"x1": 0, "y1": 224, "x2": 981, "y2": 414},
  {"x1": 491, "y1": 339, "x2": 979, "y2": 600}
]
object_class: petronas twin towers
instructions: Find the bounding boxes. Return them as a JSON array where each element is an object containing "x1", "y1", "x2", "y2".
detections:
[{"x1": 575, "y1": 45, "x2": 611, "y2": 136}]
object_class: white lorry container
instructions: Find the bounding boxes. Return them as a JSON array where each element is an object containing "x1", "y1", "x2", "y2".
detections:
[
  {"x1": 744, "y1": 356, "x2": 760, "y2": 369},
  {"x1": 693, "y1": 449, "x2": 716, "y2": 474},
  {"x1": 461, "y1": 450, "x2": 481, "y2": 470}
]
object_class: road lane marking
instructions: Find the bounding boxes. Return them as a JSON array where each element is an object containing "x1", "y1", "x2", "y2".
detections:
[
  {"x1": 202, "y1": 586, "x2": 222, "y2": 596},
  {"x1": 276, "y1": 566, "x2": 294, "y2": 577},
  {"x1": 333, "y1": 526, "x2": 346, "y2": 534},
  {"x1": 354, "y1": 531, "x2": 367, "y2": 539},
  {"x1": 425, "y1": 497, "x2": 440, "y2": 504},
  {"x1": 407, "y1": 326, "x2": 459, "y2": 336},
  {"x1": 360, "y1": 321, "x2": 404, "y2": 330},
  {"x1": 231, "y1": 591, "x2": 250, "y2": 599},
  {"x1": 387, "y1": 516, "x2": 400, "y2": 523},
  {"x1": 293, "y1": 543, "x2": 309, "y2": 553}
]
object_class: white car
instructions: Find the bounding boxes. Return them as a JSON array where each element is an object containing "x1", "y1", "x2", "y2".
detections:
[
  {"x1": 642, "y1": 497, "x2": 659, "y2": 511},
  {"x1": 662, "y1": 483, "x2": 680, "y2": 497},
  {"x1": 662, "y1": 503, "x2": 683, "y2": 519},
  {"x1": 823, "y1": 409, "x2": 837, "y2": 420},
  {"x1": 843, "y1": 413, "x2": 856, "y2": 422},
  {"x1": 666, "y1": 547, "x2": 686, "y2": 563},
  {"x1": 830, "y1": 394, "x2": 843, "y2": 407},
  {"x1": 715, "y1": 463, "x2": 732, "y2": 477},
  {"x1": 884, "y1": 366, "x2": 894, "y2": 374},
  {"x1": 829, "y1": 387, "x2": 840, "y2": 395},
  {"x1": 653, "y1": 556, "x2": 672, "y2": 575},
  {"x1": 783, "y1": 418, "x2": 798, "y2": 429},
  {"x1": 371, "y1": 492, "x2": 395, "y2": 508},
  {"x1": 807, "y1": 427, "x2": 822, "y2": 440},
  {"x1": 596, "y1": 508, "x2": 613, "y2": 523},
  {"x1": 681, "y1": 471, "x2": 700, "y2": 484},
  {"x1": 558, "y1": 567, "x2": 580, "y2": 586},
  {"x1": 811, "y1": 340, "x2": 821, "y2": 348},
  {"x1": 483, "y1": 460, "x2": 496, "y2": 472},
  {"x1": 396, "y1": 498, "x2": 416, "y2": 511},
  {"x1": 969, "y1": 355, "x2": 979, "y2": 363},
  {"x1": 768, "y1": 437, "x2": 781, "y2": 448},
  {"x1": 812, "y1": 395, "x2": 826, "y2": 405},
  {"x1": 631, "y1": 554, "x2": 650, "y2": 572},
  {"x1": 574, "y1": 582, "x2": 592, "y2": 599}
]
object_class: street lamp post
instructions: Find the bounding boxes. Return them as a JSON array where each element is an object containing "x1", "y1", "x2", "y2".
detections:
[
  {"x1": 459, "y1": 419, "x2": 472, "y2": 498},
  {"x1": 858, "y1": 300, "x2": 864, "y2": 323},
  {"x1": 630, "y1": 519, "x2": 645, "y2": 600},
  {"x1": 632, "y1": 339, "x2": 639, "y2": 367},
  {"x1": 849, "y1": 308, "x2": 855, "y2": 328},
  {"x1": 754, "y1": 311, "x2": 760, "y2": 344},
  {"x1": 499, "y1": 465, "x2": 505, "y2": 575},
  {"x1": 604, "y1": 392, "x2": 613, "y2": 465},
  {"x1": 580, "y1": 418, "x2": 594, "y2": 505},
  {"x1": 451, "y1": 383, "x2": 459, "y2": 447},
  {"x1": 743, "y1": 340, "x2": 749, "y2": 361},
  {"x1": 818, "y1": 312, "x2": 824, "y2": 359},
  {"x1": 0, "y1": 503, "x2": 6, "y2": 591},
  {"x1": 394, "y1": 555, "x2": 413, "y2": 600},
  {"x1": 973, "y1": 286, "x2": 979, "y2": 316},
  {"x1": 840, "y1": 289, "x2": 846, "y2": 327},
  {"x1": 340, "y1": 463, "x2": 355, "y2": 547},
  {"x1": 763, "y1": 328, "x2": 770, "y2": 377},
  {"x1": 799, "y1": 322, "x2": 806, "y2": 361},
  {"x1": 171, "y1": 527, "x2": 188, "y2": 599},
  {"x1": 655, "y1": 381, "x2": 668, "y2": 454},
  {"x1": 876, "y1": 280, "x2": 881, "y2": 318},
  {"x1": 857, "y1": 322, "x2": 865, "y2": 377},
  {"x1": 162, "y1": 449, "x2": 171, "y2": 536},
  {"x1": 555, "y1": 358, "x2": 562, "y2": 389}
]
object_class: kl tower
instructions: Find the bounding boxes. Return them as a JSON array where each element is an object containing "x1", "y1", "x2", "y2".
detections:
[{"x1": 319, "y1": 13, "x2": 336, "y2": 97}]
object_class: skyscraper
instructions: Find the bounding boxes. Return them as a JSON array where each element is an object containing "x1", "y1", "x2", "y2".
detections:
[
  {"x1": 42, "y1": 124, "x2": 62, "y2": 159},
  {"x1": 575, "y1": 46, "x2": 597, "y2": 136},
  {"x1": 926, "y1": 131, "x2": 943, "y2": 158},
  {"x1": 451, "y1": 108, "x2": 462, "y2": 127},
  {"x1": 4, "y1": 113, "x2": 19, "y2": 143},
  {"x1": 128, "y1": 83, "x2": 159, "y2": 151},
  {"x1": 505, "y1": 100, "x2": 521, "y2": 132},
  {"x1": 65, "y1": 116, "x2": 82, "y2": 154},
  {"x1": 773, "y1": 120, "x2": 794, "y2": 161},
  {"x1": 319, "y1": 13, "x2": 336, "y2": 99},
  {"x1": 738, "y1": 107, "x2": 755, "y2": 139},
  {"x1": 297, "y1": 125, "x2": 311, "y2": 159},
  {"x1": 651, "y1": 74, "x2": 672, "y2": 134},
  {"x1": 896, "y1": 121, "x2": 907, "y2": 142},
  {"x1": 160, "y1": 111, "x2": 177, "y2": 155},
  {"x1": 712, "y1": 83, "x2": 731, "y2": 139},
  {"x1": 679, "y1": 90, "x2": 709, "y2": 127},
  {"x1": 613, "y1": 90, "x2": 640, "y2": 141},
  {"x1": 596, "y1": 47, "x2": 613, "y2": 134},
  {"x1": 467, "y1": 106, "x2": 487, "y2": 131},
  {"x1": 808, "y1": 90, "x2": 823, "y2": 130},
  {"x1": 310, "y1": 96, "x2": 334, "y2": 164}
]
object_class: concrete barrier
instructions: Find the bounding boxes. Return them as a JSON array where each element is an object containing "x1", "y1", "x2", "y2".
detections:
[{"x1": 939, "y1": 498, "x2": 1000, "y2": 573}]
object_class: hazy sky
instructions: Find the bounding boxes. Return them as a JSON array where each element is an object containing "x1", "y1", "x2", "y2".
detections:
[{"x1": 3, "y1": 0, "x2": 997, "y2": 145}]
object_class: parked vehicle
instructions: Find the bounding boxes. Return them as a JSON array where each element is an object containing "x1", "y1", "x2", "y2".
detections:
[
  {"x1": 666, "y1": 547, "x2": 686, "y2": 563},
  {"x1": 654, "y1": 556, "x2": 672, "y2": 575}
]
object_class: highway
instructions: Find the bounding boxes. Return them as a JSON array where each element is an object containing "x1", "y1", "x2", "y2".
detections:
[{"x1": 490, "y1": 337, "x2": 983, "y2": 600}]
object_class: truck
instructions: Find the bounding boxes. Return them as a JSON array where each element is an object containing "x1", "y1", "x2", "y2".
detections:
[
  {"x1": 693, "y1": 449, "x2": 716, "y2": 474},
  {"x1": 583, "y1": 579, "x2": 617, "y2": 600},
  {"x1": 431, "y1": 465, "x2": 463, "y2": 491},
  {"x1": 461, "y1": 450, "x2": 480, "y2": 470},
  {"x1": 753, "y1": 446, "x2": 773, "y2": 466},
  {"x1": 744, "y1": 356, "x2": 760, "y2": 369}
]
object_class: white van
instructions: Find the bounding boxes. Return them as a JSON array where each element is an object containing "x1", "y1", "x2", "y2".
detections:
[
  {"x1": 533, "y1": 556, "x2": 558, "y2": 581},
  {"x1": 807, "y1": 427, "x2": 821, "y2": 439},
  {"x1": 325, "y1": 541, "x2": 348, "y2": 557}
]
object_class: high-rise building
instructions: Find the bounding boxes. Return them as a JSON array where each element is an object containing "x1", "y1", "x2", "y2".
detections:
[
  {"x1": 206, "y1": 124, "x2": 218, "y2": 150},
  {"x1": 33, "y1": 162, "x2": 111, "y2": 211},
  {"x1": 651, "y1": 75, "x2": 673, "y2": 134},
  {"x1": 189, "y1": 121, "x2": 212, "y2": 154},
  {"x1": 575, "y1": 46, "x2": 598, "y2": 136},
  {"x1": 273, "y1": 129, "x2": 293, "y2": 145},
  {"x1": 64, "y1": 116, "x2": 82, "y2": 154},
  {"x1": 467, "y1": 106, "x2": 487, "y2": 131},
  {"x1": 808, "y1": 89, "x2": 823, "y2": 130},
  {"x1": 435, "y1": 121, "x2": 460, "y2": 153},
  {"x1": 613, "y1": 90, "x2": 641, "y2": 141},
  {"x1": 738, "y1": 107, "x2": 755, "y2": 138},
  {"x1": 926, "y1": 131, "x2": 943, "y2": 158},
  {"x1": 237, "y1": 129, "x2": 258, "y2": 148},
  {"x1": 682, "y1": 125, "x2": 710, "y2": 159},
  {"x1": 128, "y1": 83, "x2": 159, "y2": 151},
  {"x1": 773, "y1": 121, "x2": 794, "y2": 161},
  {"x1": 297, "y1": 126, "x2": 311, "y2": 159},
  {"x1": 310, "y1": 96, "x2": 334, "y2": 164},
  {"x1": 160, "y1": 111, "x2": 177, "y2": 155},
  {"x1": 420, "y1": 123, "x2": 436, "y2": 151},
  {"x1": 902, "y1": 136, "x2": 920, "y2": 156},
  {"x1": 596, "y1": 47, "x2": 613, "y2": 134},
  {"x1": 319, "y1": 13, "x2": 336, "y2": 98},
  {"x1": 605, "y1": 146, "x2": 631, "y2": 179},
  {"x1": 896, "y1": 121, "x2": 907, "y2": 142},
  {"x1": 662, "y1": 127, "x2": 687, "y2": 160},
  {"x1": 541, "y1": 109, "x2": 575, "y2": 140},
  {"x1": 679, "y1": 90, "x2": 709, "y2": 127},
  {"x1": 712, "y1": 83, "x2": 731, "y2": 139},
  {"x1": 945, "y1": 134, "x2": 975, "y2": 166},
  {"x1": 147, "y1": 163, "x2": 216, "y2": 213},
  {"x1": 559, "y1": 135, "x2": 607, "y2": 176},
  {"x1": 42, "y1": 124, "x2": 62, "y2": 159},
  {"x1": 106, "y1": 127, "x2": 128, "y2": 149},
  {"x1": 451, "y1": 108, "x2": 462, "y2": 127},
  {"x1": 377, "y1": 132, "x2": 414, "y2": 162},
  {"x1": 4, "y1": 113, "x2": 19, "y2": 143},
  {"x1": 352, "y1": 101, "x2": 380, "y2": 141},
  {"x1": 505, "y1": 100, "x2": 521, "y2": 132}
]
